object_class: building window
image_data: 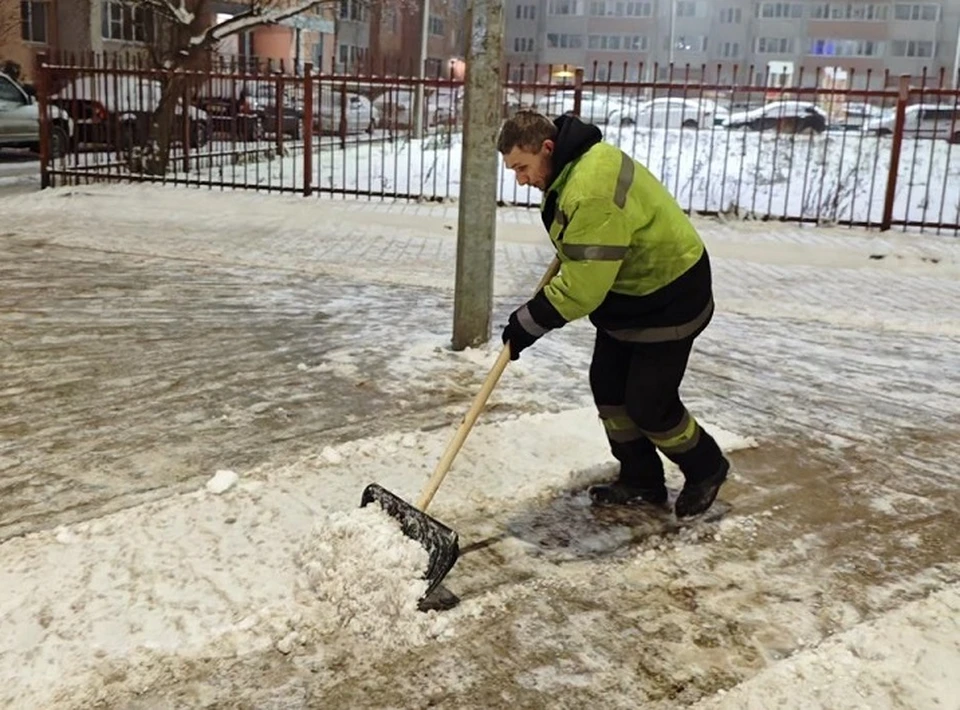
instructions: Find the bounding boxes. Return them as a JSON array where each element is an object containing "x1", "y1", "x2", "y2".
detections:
[
  {"x1": 101, "y1": 1, "x2": 155, "y2": 43},
  {"x1": 20, "y1": 1, "x2": 48, "y2": 43},
  {"x1": 589, "y1": 1, "x2": 652, "y2": 16},
  {"x1": 381, "y1": 6, "x2": 398, "y2": 32},
  {"x1": 588, "y1": 34, "x2": 648, "y2": 51},
  {"x1": 721, "y1": 41, "x2": 740, "y2": 57},
  {"x1": 755, "y1": 37, "x2": 794, "y2": 54},
  {"x1": 546, "y1": 32, "x2": 584, "y2": 48},
  {"x1": 515, "y1": 4, "x2": 536, "y2": 19},
  {"x1": 666, "y1": 35, "x2": 707, "y2": 52},
  {"x1": 338, "y1": 44, "x2": 367, "y2": 69},
  {"x1": 548, "y1": 0, "x2": 583, "y2": 15},
  {"x1": 890, "y1": 40, "x2": 935, "y2": 57},
  {"x1": 810, "y1": 3, "x2": 889, "y2": 20},
  {"x1": 513, "y1": 37, "x2": 535, "y2": 52},
  {"x1": 719, "y1": 7, "x2": 742, "y2": 23},
  {"x1": 339, "y1": 0, "x2": 365, "y2": 21},
  {"x1": 428, "y1": 15, "x2": 444, "y2": 35},
  {"x1": 675, "y1": 1, "x2": 702, "y2": 17},
  {"x1": 893, "y1": 3, "x2": 939, "y2": 20},
  {"x1": 756, "y1": 2, "x2": 804, "y2": 19},
  {"x1": 808, "y1": 38, "x2": 883, "y2": 56}
]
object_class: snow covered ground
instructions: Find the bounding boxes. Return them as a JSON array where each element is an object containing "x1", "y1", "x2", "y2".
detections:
[
  {"x1": 1, "y1": 185, "x2": 958, "y2": 708},
  {"x1": 44, "y1": 126, "x2": 960, "y2": 231},
  {"x1": 61, "y1": 127, "x2": 958, "y2": 231}
]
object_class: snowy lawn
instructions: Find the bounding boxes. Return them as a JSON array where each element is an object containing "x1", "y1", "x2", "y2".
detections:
[
  {"x1": 1, "y1": 185, "x2": 958, "y2": 708},
  {"x1": 108, "y1": 127, "x2": 960, "y2": 231}
]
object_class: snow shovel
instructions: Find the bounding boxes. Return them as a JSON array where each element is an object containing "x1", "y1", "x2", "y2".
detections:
[{"x1": 361, "y1": 256, "x2": 562, "y2": 601}]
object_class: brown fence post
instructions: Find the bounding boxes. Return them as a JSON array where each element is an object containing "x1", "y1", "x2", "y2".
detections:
[
  {"x1": 275, "y1": 72, "x2": 284, "y2": 155},
  {"x1": 881, "y1": 74, "x2": 911, "y2": 231},
  {"x1": 303, "y1": 62, "x2": 313, "y2": 197},
  {"x1": 182, "y1": 79, "x2": 191, "y2": 174},
  {"x1": 339, "y1": 81, "x2": 347, "y2": 150},
  {"x1": 573, "y1": 65, "x2": 584, "y2": 116},
  {"x1": 35, "y1": 52, "x2": 51, "y2": 189}
]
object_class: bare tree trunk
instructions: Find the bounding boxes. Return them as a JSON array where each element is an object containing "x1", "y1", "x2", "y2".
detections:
[{"x1": 142, "y1": 72, "x2": 187, "y2": 175}]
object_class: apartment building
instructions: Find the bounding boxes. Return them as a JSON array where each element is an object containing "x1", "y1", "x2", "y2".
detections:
[
  {"x1": 504, "y1": 0, "x2": 960, "y2": 87},
  {"x1": 333, "y1": 0, "x2": 465, "y2": 75},
  {"x1": 0, "y1": 0, "x2": 335, "y2": 82}
]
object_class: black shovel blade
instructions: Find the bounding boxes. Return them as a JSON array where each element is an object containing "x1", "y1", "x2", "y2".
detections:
[{"x1": 360, "y1": 483, "x2": 460, "y2": 600}]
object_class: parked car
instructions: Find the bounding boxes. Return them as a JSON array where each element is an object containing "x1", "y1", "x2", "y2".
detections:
[
  {"x1": 431, "y1": 86, "x2": 463, "y2": 125},
  {"x1": 862, "y1": 103, "x2": 960, "y2": 143},
  {"x1": 371, "y1": 86, "x2": 456, "y2": 129},
  {"x1": 313, "y1": 89, "x2": 379, "y2": 134},
  {"x1": 191, "y1": 80, "x2": 262, "y2": 141},
  {"x1": 629, "y1": 97, "x2": 728, "y2": 128},
  {"x1": 721, "y1": 101, "x2": 828, "y2": 133},
  {"x1": 0, "y1": 71, "x2": 73, "y2": 157},
  {"x1": 535, "y1": 90, "x2": 630, "y2": 125},
  {"x1": 244, "y1": 79, "x2": 301, "y2": 139},
  {"x1": 832, "y1": 101, "x2": 890, "y2": 130},
  {"x1": 50, "y1": 75, "x2": 209, "y2": 150}
]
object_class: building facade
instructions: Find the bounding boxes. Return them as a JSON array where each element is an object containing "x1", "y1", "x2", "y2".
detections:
[
  {"x1": 333, "y1": 0, "x2": 465, "y2": 75},
  {"x1": 504, "y1": 0, "x2": 960, "y2": 87},
  {"x1": 0, "y1": 0, "x2": 335, "y2": 82}
]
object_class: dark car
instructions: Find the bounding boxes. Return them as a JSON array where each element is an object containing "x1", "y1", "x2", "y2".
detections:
[
  {"x1": 245, "y1": 79, "x2": 302, "y2": 139},
  {"x1": 191, "y1": 80, "x2": 263, "y2": 141},
  {"x1": 49, "y1": 75, "x2": 209, "y2": 150}
]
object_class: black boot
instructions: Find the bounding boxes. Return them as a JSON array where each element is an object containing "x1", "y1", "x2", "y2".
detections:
[
  {"x1": 675, "y1": 457, "x2": 729, "y2": 518},
  {"x1": 589, "y1": 438, "x2": 668, "y2": 507},
  {"x1": 589, "y1": 480, "x2": 668, "y2": 507}
]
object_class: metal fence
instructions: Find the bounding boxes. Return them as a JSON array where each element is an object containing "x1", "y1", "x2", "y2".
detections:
[{"x1": 35, "y1": 53, "x2": 960, "y2": 234}]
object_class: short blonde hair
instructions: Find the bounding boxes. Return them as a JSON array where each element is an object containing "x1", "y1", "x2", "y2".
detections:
[{"x1": 497, "y1": 110, "x2": 557, "y2": 154}]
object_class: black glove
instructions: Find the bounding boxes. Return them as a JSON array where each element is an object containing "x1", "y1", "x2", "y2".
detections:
[{"x1": 501, "y1": 308, "x2": 541, "y2": 361}]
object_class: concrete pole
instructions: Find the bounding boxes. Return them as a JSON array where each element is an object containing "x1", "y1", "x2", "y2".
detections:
[
  {"x1": 452, "y1": 0, "x2": 503, "y2": 351},
  {"x1": 953, "y1": 18, "x2": 960, "y2": 89},
  {"x1": 412, "y1": 0, "x2": 431, "y2": 140}
]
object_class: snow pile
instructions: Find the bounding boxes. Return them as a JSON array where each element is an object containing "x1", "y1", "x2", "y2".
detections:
[
  {"x1": 205, "y1": 468, "x2": 239, "y2": 493},
  {"x1": 291, "y1": 505, "x2": 431, "y2": 644},
  {"x1": 2, "y1": 405, "x2": 752, "y2": 709},
  {"x1": 694, "y1": 583, "x2": 960, "y2": 710}
]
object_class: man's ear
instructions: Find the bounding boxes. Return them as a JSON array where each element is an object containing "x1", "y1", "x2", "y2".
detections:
[{"x1": 541, "y1": 139, "x2": 555, "y2": 155}]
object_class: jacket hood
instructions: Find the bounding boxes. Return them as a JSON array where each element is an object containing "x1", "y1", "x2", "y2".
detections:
[{"x1": 547, "y1": 114, "x2": 602, "y2": 190}]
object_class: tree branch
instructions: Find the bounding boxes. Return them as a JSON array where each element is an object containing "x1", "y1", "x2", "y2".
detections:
[
  {"x1": 189, "y1": 1, "x2": 334, "y2": 49},
  {"x1": 0, "y1": 5, "x2": 18, "y2": 47},
  {"x1": 135, "y1": 0, "x2": 183, "y2": 24}
]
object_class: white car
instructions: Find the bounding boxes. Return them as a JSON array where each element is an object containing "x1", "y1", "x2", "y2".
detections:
[
  {"x1": 629, "y1": 97, "x2": 728, "y2": 128},
  {"x1": 862, "y1": 103, "x2": 960, "y2": 143},
  {"x1": 721, "y1": 101, "x2": 828, "y2": 133},
  {"x1": 371, "y1": 87, "x2": 454, "y2": 129},
  {"x1": 0, "y1": 71, "x2": 73, "y2": 158},
  {"x1": 535, "y1": 90, "x2": 630, "y2": 125},
  {"x1": 313, "y1": 90, "x2": 379, "y2": 134}
]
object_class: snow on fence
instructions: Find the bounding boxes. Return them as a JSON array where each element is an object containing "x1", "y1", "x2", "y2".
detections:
[{"x1": 34, "y1": 53, "x2": 960, "y2": 234}]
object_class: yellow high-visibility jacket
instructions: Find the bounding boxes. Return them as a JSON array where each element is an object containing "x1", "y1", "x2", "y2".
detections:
[{"x1": 520, "y1": 115, "x2": 714, "y2": 344}]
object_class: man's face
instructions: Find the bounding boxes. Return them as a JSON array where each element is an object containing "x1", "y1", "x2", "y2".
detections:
[{"x1": 503, "y1": 140, "x2": 554, "y2": 191}]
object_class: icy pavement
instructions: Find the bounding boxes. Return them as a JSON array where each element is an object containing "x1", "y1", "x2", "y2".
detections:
[{"x1": 1, "y1": 184, "x2": 959, "y2": 709}]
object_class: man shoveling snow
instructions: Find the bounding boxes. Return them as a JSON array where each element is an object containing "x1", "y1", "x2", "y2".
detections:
[{"x1": 498, "y1": 110, "x2": 731, "y2": 518}]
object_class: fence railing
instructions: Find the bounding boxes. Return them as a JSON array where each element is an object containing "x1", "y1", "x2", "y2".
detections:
[{"x1": 34, "y1": 53, "x2": 960, "y2": 234}]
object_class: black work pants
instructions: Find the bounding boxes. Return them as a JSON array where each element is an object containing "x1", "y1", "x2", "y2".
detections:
[{"x1": 589, "y1": 328, "x2": 725, "y2": 485}]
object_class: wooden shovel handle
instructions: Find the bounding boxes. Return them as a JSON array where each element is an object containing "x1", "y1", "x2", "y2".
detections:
[{"x1": 415, "y1": 256, "x2": 561, "y2": 511}]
